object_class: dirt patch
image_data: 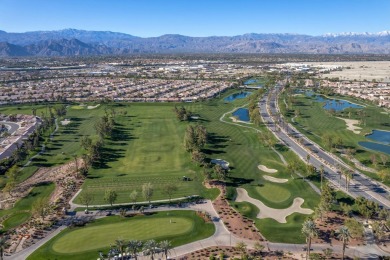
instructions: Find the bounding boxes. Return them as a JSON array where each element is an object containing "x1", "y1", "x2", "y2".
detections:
[
  {"x1": 258, "y1": 165, "x2": 277, "y2": 173},
  {"x1": 336, "y1": 117, "x2": 362, "y2": 134},
  {"x1": 179, "y1": 245, "x2": 296, "y2": 260},
  {"x1": 208, "y1": 181, "x2": 263, "y2": 241},
  {"x1": 235, "y1": 188, "x2": 313, "y2": 223},
  {"x1": 263, "y1": 175, "x2": 288, "y2": 183},
  {"x1": 313, "y1": 211, "x2": 364, "y2": 247}
]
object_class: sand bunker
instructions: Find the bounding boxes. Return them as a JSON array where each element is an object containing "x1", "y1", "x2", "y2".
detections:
[
  {"x1": 263, "y1": 175, "x2": 288, "y2": 183},
  {"x1": 235, "y1": 188, "x2": 313, "y2": 223},
  {"x1": 60, "y1": 119, "x2": 71, "y2": 126},
  {"x1": 258, "y1": 165, "x2": 277, "y2": 173},
  {"x1": 87, "y1": 104, "x2": 100, "y2": 109},
  {"x1": 211, "y1": 159, "x2": 230, "y2": 170},
  {"x1": 336, "y1": 117, "x2": 362, "y2": 134}
]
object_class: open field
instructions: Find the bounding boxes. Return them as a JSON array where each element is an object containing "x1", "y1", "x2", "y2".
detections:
[
  {"x1": 279, "y1": 90, "x2": 390, "y2": 183},
  {"x1": 28, "y1": 211, "x2": 215, "y2": 260},
  {"x1": 309, "y1": 61, "x2": 390, "y2": 82}
]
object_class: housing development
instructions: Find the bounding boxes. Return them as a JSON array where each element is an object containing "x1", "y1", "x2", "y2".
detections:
[{"x1": 1, "y1": 0, "x2": 390, "y2": 256}]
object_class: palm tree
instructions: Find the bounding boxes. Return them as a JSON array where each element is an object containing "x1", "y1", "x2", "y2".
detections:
[
  {"x1": 235, "y1": 241, "x2": 248, "y2": 259},
  {"x1": 302, "y1": 219, "x2": 318, "y2": 260},
  {"x1": 115, "y1": 239, "x2": 127, "y2": 260},
  {"x1": 159, "y1": 240, "x2": 172, "y2": 260},
  {"x1": 127, "y1": 240, "x2": 143, "y2": 260},
  {"x1": 143, "y1": 239, "x2": 158, "y2": 260},
  {"x1": 342, "y1": 169, "x2": 353, "y2": 191},
  {"x1": 337, "y1": 226, "x2": 351, "y2": 260},
  {"x1": 319, "y1": 164, "x2": 325, "y2": 190}
]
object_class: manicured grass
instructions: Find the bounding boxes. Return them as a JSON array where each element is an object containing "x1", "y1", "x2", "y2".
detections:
[
  {"x1": 279, "y1": 90, "x2": 390, "y2": 183},
  {"x1": 73, "y1": 103, "x2": 216, "y2": 204},
  {"x1": 254, "y1": 183, "x2": 291, "y2": 204},
  {"x1": 28, "y1": 210, "x2": 215, "y2": 260},
  {"x1": 2, "y1": 212, "x2": 31, "y2": 231},
  {"x1": 0, "y1": 183, "x2": 54, "y2": 231},
  {"x1": 188, "y1": 89, "x2": 319, "y2": 242},
  {"x1": 232, "y1": 201, "x2": 259, "y2": 219},
  {"x1": 256, "y1": 213, "x2": 308, "y2": 243}
]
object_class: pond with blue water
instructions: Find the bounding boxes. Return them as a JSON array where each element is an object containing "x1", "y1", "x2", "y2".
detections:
[
  {"x1": 224, "y1": 92, "x2": 251, "y2": 102},
  {"x1": 359, "y1": 130, "x2": 390, "y2": 155},
  {"x1": 232, "y1": 108, "x2": 250, "y2": 122},
  {"x1": 359, "y1": 142, "x2": 390, "y2": 155},
  {"x1": 366, "y1": 130, "x2": 390, "y2": 145},
  {"x1": 301, "y1": 91, "x2": 363, "y2": 111}
]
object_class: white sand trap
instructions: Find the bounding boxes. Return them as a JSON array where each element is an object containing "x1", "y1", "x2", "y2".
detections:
[
  {"x1": 263, "y1": 175, "x2": 288, "y2": 183},
  {"x1": 211, "y1": 159, "x2": 230, "y2": 170},
  {"x1": 60, "y1": 119, "x2": 71, "y2": 126},
  {"x1": 336, "y1": 117, "x2": 362, "y2": 134},
  {"x1": 87, "y1": 104, "x2": 100, "y2": 109},
  {"x1": 235, "y1": 188, "x2": 313, "y2": 223},
  {"x1": 191, "y1": 116, "x2": 200, "y2": 119},
  {"x1": 258, "y1": 165, "x2": 277, "y2": 173}
]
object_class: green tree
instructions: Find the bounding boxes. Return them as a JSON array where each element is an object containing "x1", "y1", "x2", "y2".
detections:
[
  {"x1": 378, "y1": 168, "x2": 390, "y2": 182},
  {"x1": 344, "y1": 218, "x2": 364, "y2": 239},
  {"x1": 104, "y1": 189, "x2": 118, "y2": 206},
  {"x1": 79, "y1": 189, "x2": 94, "y2": 211},
  {"x1": 143, "y1": 239, "x2": 158, "y2": 260},
  {"x1": 115, "y1": 239, "x2": 127, "y2": 260},
  {"x1": 235, "y1": 241, "x2": 248, "y2": 259},
  {"x1": 127, "y1": 240, "x2": 143, "y2": 260},
  {"x1": 302, "y1": 220, "x2": 318, "y2": 260},
  {"x1": 129, "y1": 190, "x2": 139, "y2": 207},
  {"x1": 159, "y1": 240, "x2": 172, "y2": 260},
  {"x1": 32, "y1": 197, "x2": 51, "y2": 220},
  {"x1": 163, "y1": 184, "x2": 178, "y2": 204},
  {"x1": 319, "y1": 164, "x2": 325, "y2": 190},
  {"x1": 337, "y1": 226, "x2": 351, "y2": 260},
  {"x1": 142, "y1": 183, "x2": 154, "y2": 205}
]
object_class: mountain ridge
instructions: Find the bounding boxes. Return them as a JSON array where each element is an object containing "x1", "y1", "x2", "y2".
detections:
[{"x1": 0, "y1": 29, "x2": 389, "y2": 56}]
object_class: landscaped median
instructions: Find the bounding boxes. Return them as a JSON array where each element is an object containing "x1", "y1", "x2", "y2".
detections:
[{"x1": 27, "y1": 210, "x2": 215, "y2": 260}]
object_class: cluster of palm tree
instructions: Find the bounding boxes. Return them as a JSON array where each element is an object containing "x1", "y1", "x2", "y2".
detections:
[
  {"x1": 302, "y1": 219, "x2": 350, "y2": 260},
  {"x1": 100, "y1": 239, "x2": 172, "y2": 260}
]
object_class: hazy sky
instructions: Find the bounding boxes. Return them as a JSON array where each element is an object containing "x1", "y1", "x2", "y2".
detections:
[{"x1": 1, "y1": 0, "x2": 389, "y2": 36}]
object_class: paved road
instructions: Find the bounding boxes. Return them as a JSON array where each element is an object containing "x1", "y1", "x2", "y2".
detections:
[
  {"x1": 259, "y1": 86, "x2": 390, "y2": 208},
  {"x1": 0, "y1": 119, "x2": 41, "y2": 160}
]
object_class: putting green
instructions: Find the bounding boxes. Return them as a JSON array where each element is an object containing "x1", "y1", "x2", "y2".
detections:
[
  {"x1": 52, "y1": 216, "x2": 193, "y2": 254},
  {"x1": 255, "y1": 183, "x2": 291, "y2": 203},
  {"x1": 70, "y1": 105, "x2": 85, "y2": 110}
]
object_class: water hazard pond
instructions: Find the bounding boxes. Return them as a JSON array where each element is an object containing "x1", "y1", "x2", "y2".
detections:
[
  {"x1": 359, "y1": 130, "x2": 390, "y2": 155},
  {"x1": 232, "y1": 108, "x2": 250, "y2": 122},
  {"x1": 224, "y1": 92, "x2": 251, "y2": 102},
  {"x1": 303, "y1": 91, "x2": 364, "y2": 111}
]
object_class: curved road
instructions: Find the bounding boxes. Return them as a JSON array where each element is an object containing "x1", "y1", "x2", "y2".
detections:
[{"x1": 259, "y1": 85, "x2": 390, "y2": 208}]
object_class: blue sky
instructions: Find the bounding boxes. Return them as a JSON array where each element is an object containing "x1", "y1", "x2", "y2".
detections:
[{"x1": 1, "y1": 0, "x2": 389, "y2": 36}]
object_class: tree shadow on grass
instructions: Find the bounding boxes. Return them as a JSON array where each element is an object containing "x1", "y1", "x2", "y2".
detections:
[
  {"x1": 226, "y1": 177, "x2": 254, "y2": 187},
  {"x1": 92, "y1": 147, "x2": 126, "y2": 169},
  {"x1": 111, "y1": 123, "x2": 135, "y2": 142}
]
